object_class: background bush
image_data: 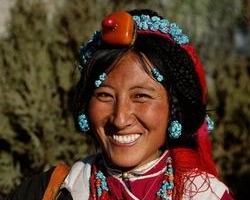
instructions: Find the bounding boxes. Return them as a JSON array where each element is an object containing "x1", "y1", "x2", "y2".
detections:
[{"x1": 0, "y1": 0, "x2": 249, "y2": 199}]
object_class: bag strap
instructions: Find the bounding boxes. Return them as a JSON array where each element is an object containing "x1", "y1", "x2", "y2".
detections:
[{"x1": 41, "y1": 163, "x2": 70, "y2": 200}]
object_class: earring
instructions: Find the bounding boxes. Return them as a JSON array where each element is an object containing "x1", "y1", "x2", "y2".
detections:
[
  {"x1": 168, "y1": 120, "x2": 182, "y2": 139},
  {"x1": 206, "y1": 115, "x2": 214, "y2": 132},
  {"x1": 78, "y1": 113, "x2": 90, "y2": 132}
]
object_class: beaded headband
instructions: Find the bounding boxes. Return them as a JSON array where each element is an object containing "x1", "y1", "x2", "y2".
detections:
[{"x1": 79, "y1": 11, "x2": 207, "y2": 103}]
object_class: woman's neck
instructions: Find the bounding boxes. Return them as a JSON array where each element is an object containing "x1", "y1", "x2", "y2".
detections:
[{"x1": 102, "y1": 150, "x2": 168, "y2": 178}]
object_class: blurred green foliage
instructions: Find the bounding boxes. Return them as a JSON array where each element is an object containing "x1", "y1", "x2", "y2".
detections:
[{"x1": 0, "y1": 0, "x2": 249, "y2": 199}]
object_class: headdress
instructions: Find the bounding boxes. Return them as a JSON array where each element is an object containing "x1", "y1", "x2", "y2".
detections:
[{"x1": 79, "y1": 11, "x2": 207, "y2": 103}]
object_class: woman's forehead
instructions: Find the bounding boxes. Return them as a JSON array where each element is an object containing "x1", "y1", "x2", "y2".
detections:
[
  {"x1": 108, "y1": 52, "x2": 151, "y2": 76},
  {"x1": 101, "y1": 53, "x2": 165, "y2": 91},
  {"x1": 112, "y1": 51, "x2": 153, "y2": 71}
]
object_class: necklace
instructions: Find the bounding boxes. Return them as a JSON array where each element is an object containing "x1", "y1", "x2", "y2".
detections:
[{"x1": 89, "y1": 156, "x2": 174, "y2": 200}]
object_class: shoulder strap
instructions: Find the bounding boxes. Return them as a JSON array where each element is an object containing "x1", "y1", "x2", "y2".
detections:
[{"x1": 41, "y1": 163, "x2": 70, "y2": 200}]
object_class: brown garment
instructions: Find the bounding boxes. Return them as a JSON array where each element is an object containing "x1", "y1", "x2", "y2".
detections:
[{"x1": 42, "y1": 163, "x2": 70, "y2": 200}]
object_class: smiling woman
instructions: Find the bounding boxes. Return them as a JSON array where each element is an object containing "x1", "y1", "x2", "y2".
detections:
[
  {"x1": 6, "y1": 9, "x2": 235, "y2": 200},
  {"x1": 88, "y1": 52, "x2": 169, "y2": 170}
]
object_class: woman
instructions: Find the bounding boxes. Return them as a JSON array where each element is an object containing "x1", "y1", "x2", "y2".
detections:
[{"x1": 6, "y1": 9, "x2": 234, "y2": 200}]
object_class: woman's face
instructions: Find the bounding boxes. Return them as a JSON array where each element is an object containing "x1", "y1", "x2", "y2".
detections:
[{"x1": 88, "y1": 52, "x2": 169, "y2": 170}]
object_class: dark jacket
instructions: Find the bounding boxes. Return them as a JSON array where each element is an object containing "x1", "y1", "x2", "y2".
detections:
[{"x1": 5, "y1": 167, "x2": 73, "y2": 200}]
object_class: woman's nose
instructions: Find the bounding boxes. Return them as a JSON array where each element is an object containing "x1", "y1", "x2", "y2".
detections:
[{"x1": 110, "y1": 99, "x2": 134, "y2": 130}]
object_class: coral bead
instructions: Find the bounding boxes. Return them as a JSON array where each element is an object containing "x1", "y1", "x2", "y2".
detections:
[
  {"x1": 169, "y1": 174, "x2": 174, "y2": 181},
  {"x1": 95, "y1": 179, "x2": 101, "y2": 186},
  {"x1": 102, "y1": 17, "x2": 116, "y2": 30},
  {"x1": 100, "y1": 190, "x2": 108, "y2": 199},
  {"x1": 167, "y1": 189, "x2": 173, "y2": 195}
]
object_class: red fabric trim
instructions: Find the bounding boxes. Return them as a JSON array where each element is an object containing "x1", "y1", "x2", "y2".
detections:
[
  {"x1": 221, "y1": 191, "x2": 235, "y2": 200},
  {"x1": 137, "y1": 30, "x2": 174, "y2": 42},
  {"x1": 182, "y1": 44, "x2": 208, "y2": 103},
  {"x1": 196, "y1": 121, "x2": 219, "y2": 177}
]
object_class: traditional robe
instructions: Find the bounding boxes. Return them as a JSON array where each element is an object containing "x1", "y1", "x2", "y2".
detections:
[{"x1": 6, "y1": 151, "x2": 234, "y2": 200}]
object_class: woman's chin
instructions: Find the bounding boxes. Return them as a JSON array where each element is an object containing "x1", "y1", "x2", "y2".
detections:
[
  {"x1": 107, "y1": 154, "x2": 154, "y2": 171},
  {"x1": 110, "y1": 161, "x2": 138, "y2": 171},
  {"x1": 106, "y1": 154, "x2": 141, "y2": 170}
]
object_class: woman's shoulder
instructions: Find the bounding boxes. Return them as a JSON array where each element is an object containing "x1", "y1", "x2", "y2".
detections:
[
  {"x1": 5, "y1": 155, "x2": 96, "y2": 200},
  {"x1": 182, "y1": 171, "x2": 234, "y2": 200},
  {"x1": 60, "y1": 154, "x2": 96, "y2": 200},
  {"x1": 5, "y1": 167, "x2": 55, "y2": 200},
  {"x1": 64, "y1": 154, "x2": 96, "y2": 182}
]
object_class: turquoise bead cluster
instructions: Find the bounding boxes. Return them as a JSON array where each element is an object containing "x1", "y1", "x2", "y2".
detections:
[
  {"x1": 95, "y1": 72, "x2": 107, "y2": 88},
  {"x1": 206, "y1": 115, "x2": 215, "y2": 132},
  {"x1": 95, "y1": 171, "x2": 109, "y2": 197},
  {"x1": 151, "y1": 68, "x2": 164, "y2": 82},
  {"x1": 157, "y1": 157, "x2": 174, "y2": 200},
  {"x1": 79, "y1": 31, "x2": 101, "y2": 72},
  {"x1": 168, "y1": 120, "x2": 182, "y2": 139},
  {"x1": 133, "y1": 15, "x2": 189, "y2": 45},
  {"x1": 78, "y1": 113, "x2": 90, "y2": 132}
]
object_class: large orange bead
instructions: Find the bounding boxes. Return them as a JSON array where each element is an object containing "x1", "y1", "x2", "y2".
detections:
[{"x1": 101, "y1": 12, "x2": 135, "y2": 46}]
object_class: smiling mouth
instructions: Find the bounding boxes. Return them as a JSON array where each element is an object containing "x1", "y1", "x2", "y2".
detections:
[{"x1": 112, "y1": 134, "x2": 141, "y2": 144}]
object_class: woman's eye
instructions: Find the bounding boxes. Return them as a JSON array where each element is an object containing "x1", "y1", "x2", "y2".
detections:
[
  {"x1": 134, "y1": 93, "x2": 151, "y2": 99},
  {"x1": 95, "y1": 92, "x2": 113, "y2": 101}
]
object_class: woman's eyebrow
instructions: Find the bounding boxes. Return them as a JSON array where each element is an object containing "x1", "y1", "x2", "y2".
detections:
[
  {"x1": 96, "y1": 84, "x2": 114, "y2": 90},
  {"x1": 129, "y1": 85, "x2": 157, "y2": 92}
]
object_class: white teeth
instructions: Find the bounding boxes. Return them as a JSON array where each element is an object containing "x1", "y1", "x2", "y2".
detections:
[{"x1": 112, "y1": 134, "x2": 140, "y2": 144}]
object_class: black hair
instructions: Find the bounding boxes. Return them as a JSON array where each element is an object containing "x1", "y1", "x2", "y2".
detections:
[{"x1": 73, "y1": 9, "x2": 206, "y2": 150}]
